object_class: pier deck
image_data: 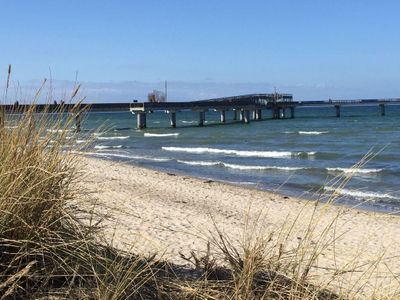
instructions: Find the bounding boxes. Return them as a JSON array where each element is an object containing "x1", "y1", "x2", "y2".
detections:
[{"x1": 129, "y1": 94, "x2": 400, "y2": 129}]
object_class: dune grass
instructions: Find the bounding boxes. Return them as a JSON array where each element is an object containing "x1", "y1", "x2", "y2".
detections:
[
  {"x1": 0, "y1": 78, "x2": 158, "y2": 298},
  {"x1": 1, "y1": 72, "x2": 398, "y2": 299},
  {"x1": 0, "y1": 104, "x2": 341, "y2": 299}
]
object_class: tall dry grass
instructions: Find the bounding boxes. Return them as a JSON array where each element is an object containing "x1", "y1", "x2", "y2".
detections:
[
  {"x1": 1, "y1": 68, "x2": 397, "y2": 299},
  {"x1": 169, "y1": 149, "x2": 400, "y2": 299},
  {"x1": 0, "y1": 73, "x2": 160, "y2": 298},
  {"x1": 0, "y1": 105, "x2": 348, "y2": 299}
]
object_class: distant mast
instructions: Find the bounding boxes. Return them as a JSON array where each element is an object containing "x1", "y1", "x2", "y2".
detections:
[{"x1": 165, "y1": 80, "x2": 168, "y2": 102}]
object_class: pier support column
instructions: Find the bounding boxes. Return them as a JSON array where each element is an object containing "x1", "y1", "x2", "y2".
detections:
[
  {"x1": 379, "y1": 103, "x2": 386, "y2": 116},
  {"x1": 290, "y1": 107, "x2": 295, "y2": 119},
  {"x1": 252, "y1": 110, "x2": 256, "y2": 120},
  {"x1": 169, "y1": 111, "x2": 177, "y2": 127},
  {"x1": 272, "y1": 108, "x2": 280, "y2": 119},
  {"x1": 136, "y1": 112, "x2": 147, "y2": 129},
  {"x1": 255, "y1": 109, "x2": 262, "y2": 120},
  {"x1": 232, "y1": 109, "x2": 238, "y2": 120},
  {"x1": 282, "y1": 108, "x2": 286, "y2": 119},
  {"x1": 243, "y1": 110, "x2": 250, "y2": 124},
  {"x1": 220, "y1": 110, "x2": 226, "y2": 123},
  {"x1": 198, "y1": 111, "x2": 205, "y2": 126},
  {"x1": 335, "y1": 105, "x2": 341, "y2": 118},
  {"x1": 240, "y1": 110, "x2": 244, "y2": 121}
]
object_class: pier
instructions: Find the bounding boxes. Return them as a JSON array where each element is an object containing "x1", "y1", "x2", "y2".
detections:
[
  {"x1": 130, "y1": 93, "x2": 295, "y2": 129},
  {"x1": 1, "y1": 95, "x2": 400, "y2": 130},
  {"x1": 129, "y1": 94, "x2": 400, "y2": 129}
]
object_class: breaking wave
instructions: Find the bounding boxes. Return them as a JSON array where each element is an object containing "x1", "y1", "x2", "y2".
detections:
[
  {"x1": 96, "y1": 136, "x2": 130, "y2": 140},
  {"x1": 177, "y1": 160, "x2": 306, "y2": 171},
  {"x1": 222, "y1": 163, "x2": 304, "y2": 171},
  {"x1": 94, "y1": 145, "x2": 124, "y2": 150},
  {"x1": 326, "y1": 167, "x2": 383, "y2": 174},
  {"x1": 298, "y1": 131, "x2": 328, "y2": 135},
  {"x1": 162, "y1": 146, "x2": 315, "y2": 158},
  {"x1": 177, "y1": 160, "x2": 220, "y2": 166},
  {"x1": 144, "y1": 133, "x2": 180, "y2": 137},
  {"x1": 78, "y1": 151, "x2": 171, "y2": 162},
  {"x1": 324, "y1": 186, "x2": 398, "y2": 200}
]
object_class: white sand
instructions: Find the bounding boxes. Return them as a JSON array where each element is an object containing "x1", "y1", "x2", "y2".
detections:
[{"x1": 80, "y1": 156, "x2": 400, "y2": 297}]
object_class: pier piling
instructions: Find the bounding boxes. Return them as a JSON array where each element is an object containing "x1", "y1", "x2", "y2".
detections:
[
  {"x1": 379, "y1": 104, "x2": 386, "y2": 116},
  {"x1": 272, "y1": 108, "x2": 280, "y2": 119},
  {"x1": 220, "y1": 110, "x2": 226, "y2": 123},
  {"x1": 136, "y1": 113, "x2": 147, "y2": 129},
  {"x1": 169, "y1": 111, "x2": 177, "y2": 127},
  {"x1": 335, "y1": 105, "x2": 341, "y2": 118},
  {"x1": 255, "y1": 109, "x2": 262, "y2": 120},
  {"x1": 290, "y1": 107, "x2": 295, "y2": 118},
  {"x1": 239, "y1": 110, "x2": 244, "y2": 121},
  {"x1": 198, "y1": 111, "x2": 205, "y2": 126},
  {"x1": 243, "y1": 110, "x2": 250, "y2": 123},
  {"x1": 232, "y1": 109, "x2": 238, "y2": 120}
]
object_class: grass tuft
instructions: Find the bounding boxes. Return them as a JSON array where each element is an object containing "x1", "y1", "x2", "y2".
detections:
[{"x1": 1, "y1": 70, "x2": 398, "y2": 299}]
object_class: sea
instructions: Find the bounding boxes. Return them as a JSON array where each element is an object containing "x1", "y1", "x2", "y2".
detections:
[{"x1": 79, "y1": 105, "x2": 400, "y2": 213}]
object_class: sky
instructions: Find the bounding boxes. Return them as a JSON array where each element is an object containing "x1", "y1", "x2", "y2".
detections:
[{"x1": 0, "y1": 0, "x2": 399, "y2": 102}]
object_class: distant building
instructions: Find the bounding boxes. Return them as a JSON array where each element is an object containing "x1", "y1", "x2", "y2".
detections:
[{"x1": 147, "y1": 90, "x2": 166, "y2": 103}]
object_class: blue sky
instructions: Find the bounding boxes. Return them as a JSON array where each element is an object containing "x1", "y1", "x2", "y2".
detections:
[{"x1": 1, "y1": 0, "x2": 399, "y2": 102}]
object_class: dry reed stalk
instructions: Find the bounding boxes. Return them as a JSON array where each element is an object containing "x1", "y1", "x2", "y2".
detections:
[{"x1": 0, "y1": 68, "x2": 157, "y2": 299}]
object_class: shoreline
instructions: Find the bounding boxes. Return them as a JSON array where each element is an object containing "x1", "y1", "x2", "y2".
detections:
[
  {"x1": 83, "y1": 153, "x2": 399, "y2": 215},
  {"x1": 80, "y1": 155, "x2": 400, "y2": 296}
]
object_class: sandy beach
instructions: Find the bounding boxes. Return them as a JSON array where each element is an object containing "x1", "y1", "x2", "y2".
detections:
[{"x1": 80, "y1": 156, "x2": 400, "y2": 297}]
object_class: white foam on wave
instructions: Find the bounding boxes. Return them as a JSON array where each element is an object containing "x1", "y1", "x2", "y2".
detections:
[
  {"x1": 162, "y1": 146, "x2": 314, "y2": 158},
  {"x1": 144, "y1": 133, "x2": 180, "y2": 137},
  {"x1": 78, "y1": 151, "x2": 171, "y2": 162},
  {"x1": 177, "y1": 160, "x2": 220, "y2": 166},
  {"x1": 223, "y1": 163, "x2": 304, "y2": 171},
  {"x1": 94, "y1": 145, "x2": 123, "y2": 150},
  {"x1": 181, "y1": 120, "x2": 196, "y2": 124},
  {"x1": 324, "y1": 186, "x2": 398, "y2": 200},
  {"x1": 177, "y1": 160, "x2": 305, "y2": 171},
  {"x1": 326, "y1": 167, "x2": 383, "y2": 174},
  {"x1": 96, "y1": 136, "x2": 130, "y2": 140},
  {"x1": 298, "y1": 131, "x2": 328, "y2": 135}
]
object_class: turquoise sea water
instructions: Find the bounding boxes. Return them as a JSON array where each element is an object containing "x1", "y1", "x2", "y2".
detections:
[{"x1": 80, "y1": 105, "x2": 400, "y2": 213}]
